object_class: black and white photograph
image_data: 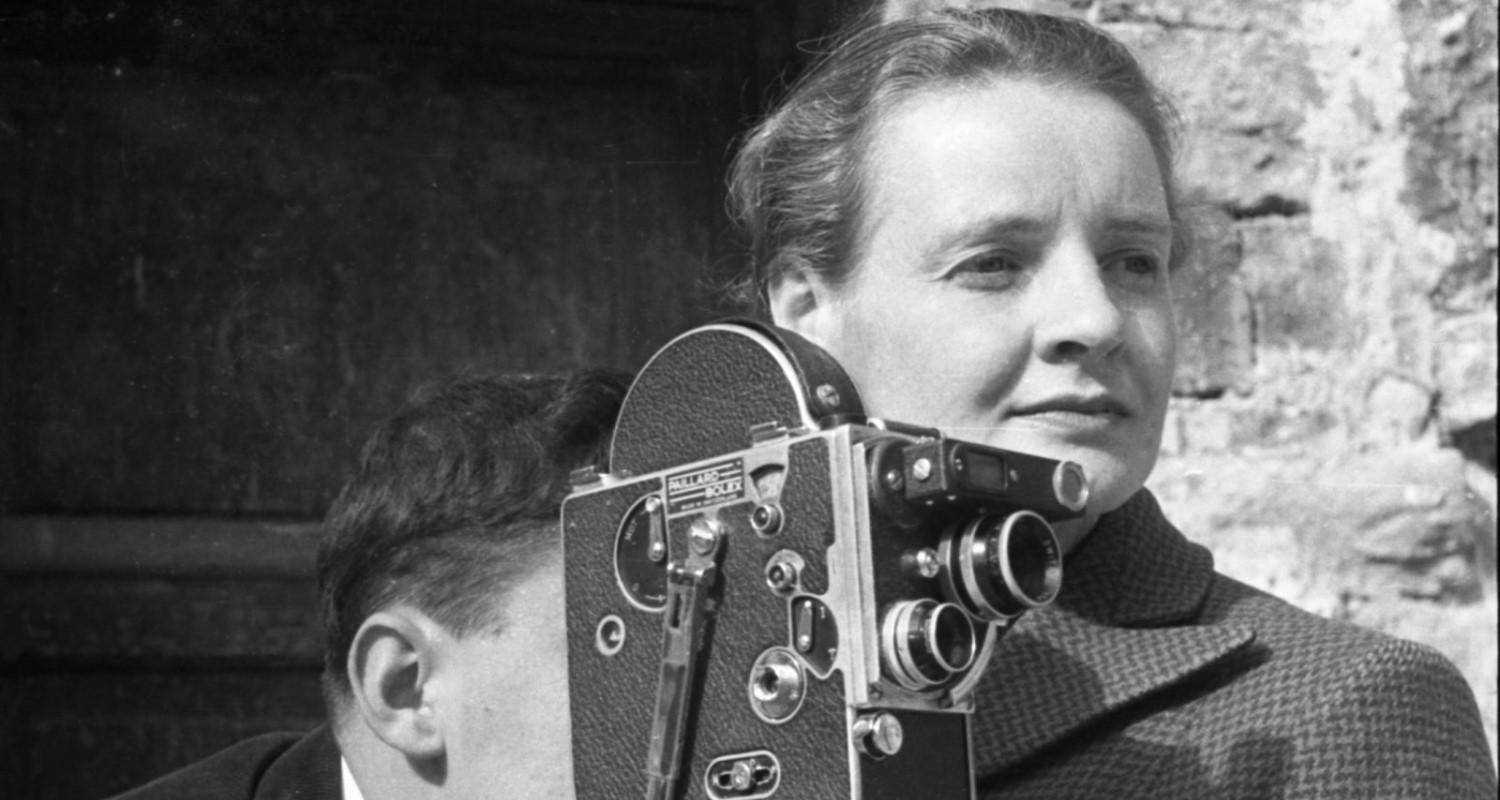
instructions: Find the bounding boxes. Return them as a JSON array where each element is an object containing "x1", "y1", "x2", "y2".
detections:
[{"x1": 2, "y1": 1, "x2": 1495, "y2": 797}]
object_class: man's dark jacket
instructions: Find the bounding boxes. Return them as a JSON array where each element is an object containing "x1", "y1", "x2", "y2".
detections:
[
  {"x1": 108, "y1": 491, "x2": 1495, "y2": 799},
  {"x1": 107, "y1": 724, "x2": 340, "y2": 800}
]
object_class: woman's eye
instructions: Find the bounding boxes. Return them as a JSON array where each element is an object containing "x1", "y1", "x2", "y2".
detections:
[
  {"x1": 948, "y1": 252, "x2": 1026, "y2": 288},
  {"x1": 1106, "y1": 252, "x2": 1163, "y2": 289},
  {"x1": 959, "y1": 253, "x2": 1023, "y2": 274}
]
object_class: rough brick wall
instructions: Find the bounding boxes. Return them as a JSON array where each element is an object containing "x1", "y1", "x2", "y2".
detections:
[{"x1": 887, "y1": 0, "x2": 1499, "y2": 762}]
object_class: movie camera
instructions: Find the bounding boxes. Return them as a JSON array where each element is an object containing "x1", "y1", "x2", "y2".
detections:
[{"x1": 562, "y1": 321, "x2": 1087, "y2": 799}]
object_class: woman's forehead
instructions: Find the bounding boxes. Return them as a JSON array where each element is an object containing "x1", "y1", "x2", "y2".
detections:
[{"x1": 855, "y1": 80, "x2": 1169, "y2": 246}]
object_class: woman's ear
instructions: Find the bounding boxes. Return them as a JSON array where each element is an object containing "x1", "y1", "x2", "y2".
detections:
[
  {"x1": 767, "y1": 266, "x2": 839, "y2": 347},
  {"x1": 347, "y1": 608, "x2": 448, "y2": 761}
]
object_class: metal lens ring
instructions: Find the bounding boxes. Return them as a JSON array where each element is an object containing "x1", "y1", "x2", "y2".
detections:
[
  {"x1": 948, "y1": 510, "x2": 1062, "y2": 622},
  {"x1": 880, "y1": 598, "x2": 977, "y2": 690}
]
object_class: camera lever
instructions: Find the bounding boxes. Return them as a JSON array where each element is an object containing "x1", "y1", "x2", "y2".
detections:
[{"x1": 644, "y1": 519, "x2": 727, "y2": 800}]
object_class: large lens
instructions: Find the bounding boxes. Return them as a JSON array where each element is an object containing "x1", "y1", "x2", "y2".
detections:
[
  {"x1": 939, "y1": 510, "x2": 1062, "y2": 623},
  {"x1": 880, "y1": 599, "x2": 977, "y2": 690}
]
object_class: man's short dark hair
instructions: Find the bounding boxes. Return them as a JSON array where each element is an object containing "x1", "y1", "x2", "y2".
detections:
[{"x1": 315, "y1": 369, "x2": 629, "y2": 706}]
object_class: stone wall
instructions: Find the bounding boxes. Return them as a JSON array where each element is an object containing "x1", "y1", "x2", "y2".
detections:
[{"x1": 887, "y1": 0, "x2": 1498, "y2": 762}]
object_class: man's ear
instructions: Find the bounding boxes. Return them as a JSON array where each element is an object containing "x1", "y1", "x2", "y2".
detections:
[
  {"x1": 766, "y1": 266, "x2": 839, "y2": 347},
  {"x1": 347, "y1": 608, "x2": 448, "y2": 760}
]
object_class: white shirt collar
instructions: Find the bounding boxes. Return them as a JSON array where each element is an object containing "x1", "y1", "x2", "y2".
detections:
[{"x1": 340, "y1": 755, "x2": 365, "y2": 800}]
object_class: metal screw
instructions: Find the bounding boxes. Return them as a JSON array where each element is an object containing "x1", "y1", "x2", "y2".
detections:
[
  {"x1": 594, "y1": 615, "x2": 626, "y2": 656},
  {"x1": 913, "y1": 548, "x2": 940, "y2": 579},
  {"x1": 689, "y1": 520, "x2": 721, "y2": 555},
  {"x1": 853, "y1": 712, "x2": 904, "y2": 758},
  {"x1": 765, "y1": 560, "x2": 797, "y2": 594},
  {"x1": 730, "y1": 760, "x2": 754, "y2": 790},
  {"x1": 750, "y1": 503, "x2": 783, "y2": 535},
  {"x1": 815, "y1": 383, "x2": 841, "y2": 409},
  {"x1": 912, "y1": 458, "x2": 933, "y2": 481}
]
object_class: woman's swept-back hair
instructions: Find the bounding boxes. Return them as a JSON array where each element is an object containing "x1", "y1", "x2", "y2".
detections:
[
  {"x1": 315, "y1": 369, "x2": 628, "y2": 706},
  {"x1": 725, "y1": 7, "x2": 1185, "y2": 314}
]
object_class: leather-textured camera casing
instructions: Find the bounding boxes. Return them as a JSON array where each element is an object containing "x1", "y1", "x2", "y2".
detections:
[{"x1": 562, "y1": 321, "x2": 1069, "y2": 799}]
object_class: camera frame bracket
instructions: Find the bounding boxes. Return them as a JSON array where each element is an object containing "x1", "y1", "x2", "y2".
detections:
[{"x1": 644, "y1": 518, "x2": 728, "y2": 800}]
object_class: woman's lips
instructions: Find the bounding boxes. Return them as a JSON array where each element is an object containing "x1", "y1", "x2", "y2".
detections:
[{"x1": 1004, "y1": 396, "x2": 1133, "y2": 435}]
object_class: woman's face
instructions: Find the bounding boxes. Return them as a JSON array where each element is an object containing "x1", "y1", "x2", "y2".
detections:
[{"x1": 771, "y1": 79, "x2": 1176, "y2": 544}]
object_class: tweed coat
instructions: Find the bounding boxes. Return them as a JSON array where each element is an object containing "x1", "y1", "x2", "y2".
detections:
[
  {"x1": 107, "y1": 724, "x2": 340, "y2": 800},
  {"x1": 970, "y1": 489, "x2": 1495, "y2": 799}
]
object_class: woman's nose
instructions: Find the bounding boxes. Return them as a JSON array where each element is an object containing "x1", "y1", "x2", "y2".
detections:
[{"x1": 1031, "y1": 251, "x2": 1127, "y2": 364}]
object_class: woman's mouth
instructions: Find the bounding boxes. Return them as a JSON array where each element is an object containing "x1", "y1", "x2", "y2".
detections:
[{"x1": 1005, "y1": 395, "x2": 1133, "y2": 434}]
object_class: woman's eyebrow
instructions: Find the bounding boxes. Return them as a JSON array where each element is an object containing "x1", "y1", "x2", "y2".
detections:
[
  {"x1": 931, "y1": 214, "x2": 1052, "y2": 253},
  {"x1": 923, "y1": 213, "x2": 1170, "y2": 262},
  {"x1": 1100, "y1": 215, "x2": 1173, "y2": 239}
]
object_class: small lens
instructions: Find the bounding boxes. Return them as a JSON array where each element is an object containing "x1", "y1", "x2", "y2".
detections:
[
  {"x1": 926, "y1": 602, "x2": 977, "y2": 673},
  {"x1": 882, "y1": 599, "x2": 976, "y2": 689},
  {"x1": 995, "y1": 512, "x2": 1062, "y2": 607},
  {"x1": 941, "y1": 511, "x2": 1062, "y2": 623}
]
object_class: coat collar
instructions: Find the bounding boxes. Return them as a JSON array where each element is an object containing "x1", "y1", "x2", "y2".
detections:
[
  {"x1": 255, "y1": 723, "x2": 343, "y2": 800},
  {"x1": 969, "y1": 490, "x2": 1255, "y2": 776}
]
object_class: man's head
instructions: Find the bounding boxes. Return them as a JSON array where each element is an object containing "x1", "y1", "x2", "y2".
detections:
[{"x1": 315, "y1": 369, "x2": 628, "y2": 798}]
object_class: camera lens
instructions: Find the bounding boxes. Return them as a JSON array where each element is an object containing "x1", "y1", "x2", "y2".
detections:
[
  {"x1": 924, "y1": 602, "x2": 976, "y2": 673},
  {"x1": 939, "y1": 510, "x2": 1062, "y2": 623},
  {"x1": 880, "y1": 599, "x2": 977, "y2": 690}
]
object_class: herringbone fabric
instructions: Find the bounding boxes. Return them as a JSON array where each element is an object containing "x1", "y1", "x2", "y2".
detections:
[{"x1": 970, "y1": 490, "x2": 1496, "y2": 799}]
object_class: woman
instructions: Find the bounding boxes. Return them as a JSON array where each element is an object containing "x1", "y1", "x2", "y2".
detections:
[{"x1": 727, "y1": 8, "x2": 1493, "y2": 798}]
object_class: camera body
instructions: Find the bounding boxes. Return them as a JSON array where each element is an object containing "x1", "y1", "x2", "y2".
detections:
[{"x1": 562, "y1": 321, "x2": 1085, "y2": 799}]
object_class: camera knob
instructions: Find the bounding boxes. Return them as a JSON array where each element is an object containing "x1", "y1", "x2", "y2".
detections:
[
  {"x1": 747, "y1": 648, "x2": 806, "y2": 723},
  {"x1": 750, "y1": 503, "x2": 784, "y2": 535},
  {"x1": 763, "y1": 549, "x2": 805, "y2": 596},
  {"x1": 852, "y1": 712, "x2": 904, "y2": 759}
]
